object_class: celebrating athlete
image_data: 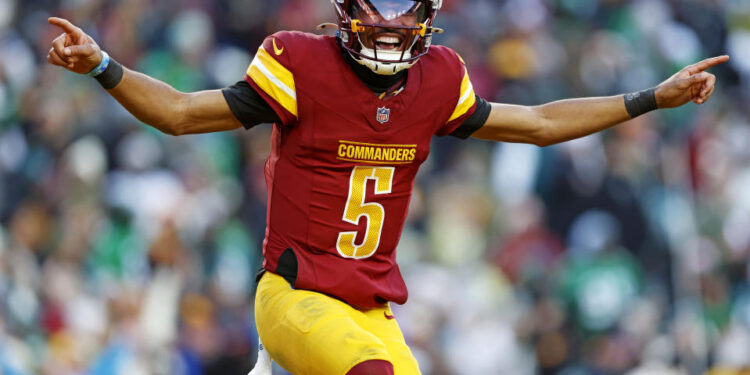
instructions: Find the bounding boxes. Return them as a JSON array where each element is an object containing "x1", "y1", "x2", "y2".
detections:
[{"x1": 46, "y1": 0, "x2": 727, "y2": 374}]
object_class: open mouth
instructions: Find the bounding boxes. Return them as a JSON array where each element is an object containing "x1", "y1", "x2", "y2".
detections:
[{"x1": 374, "y1": 35, "x2": 403, "y2": 50}]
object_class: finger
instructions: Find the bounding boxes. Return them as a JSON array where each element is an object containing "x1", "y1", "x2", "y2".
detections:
[
  {"x1": 63, "y1": 43, "x2": 94, "y2": 58},
  {"x1": 51, "y1": 34, "x2": 70, "y2": 63},
  {"x1": 47, "y1": 50, "x2": 66, "y2": 67},
  {"x1": 48, "y1": 17, "x2": 83, "y2": 39},
  {"x1": 700, "y1": 74, "x2": 716, "y2": 97},
  {"x1": 47, "y1": 48, "x2": 72, "y2": 67},
  {"x1": 694, "y1": 84, "x2": 716, "y2": 105},
  {"x1": 685, "y1": 72, "x2": 711, "y2": 87},
  {"x1": 698, "y1": 84, "x2": 716, "y2": 103},
  {"x1": 684, "y1": 55, "x2": 730, "y2": 74}
]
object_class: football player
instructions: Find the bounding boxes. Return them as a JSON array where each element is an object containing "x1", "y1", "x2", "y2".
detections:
[{"x1": 46, "y1": 0, "x2": 727, "y2": 374}]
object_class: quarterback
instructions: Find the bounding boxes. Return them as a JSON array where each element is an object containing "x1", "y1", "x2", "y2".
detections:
[{"x1": 47, "y1": 0, "x2": 727, "y2": 374}]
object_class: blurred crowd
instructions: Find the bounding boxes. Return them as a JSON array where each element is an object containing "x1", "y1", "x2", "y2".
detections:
[{"x1": 1, "y1": 0, "x2": 749, "y2": 374}]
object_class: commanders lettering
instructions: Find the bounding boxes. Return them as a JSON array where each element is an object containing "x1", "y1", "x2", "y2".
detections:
[{"x1": 337, "y1": 142, "x2": 417, "y2": 164}]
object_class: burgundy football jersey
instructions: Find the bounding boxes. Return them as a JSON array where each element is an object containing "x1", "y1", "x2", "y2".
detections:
[{"x1": 245, "y1": 31, "x2": 477, "y2": 309}]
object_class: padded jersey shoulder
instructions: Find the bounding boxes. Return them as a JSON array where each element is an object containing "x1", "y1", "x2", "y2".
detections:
[
  {"x1": 261, "y1": 31, "x2": 337, "y2": 71},
  {"x1": 419, "y1": 45, "x2": 466, "y2": 88}
]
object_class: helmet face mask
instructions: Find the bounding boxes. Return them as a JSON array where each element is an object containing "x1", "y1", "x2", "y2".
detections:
[{"x1": 332, "y1": 0, "x2": 442, "y2": 75}]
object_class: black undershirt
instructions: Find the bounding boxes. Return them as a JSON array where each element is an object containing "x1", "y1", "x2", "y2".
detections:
[{"x1": 222, "y1": 50, "x2": 490, "y2": 139}]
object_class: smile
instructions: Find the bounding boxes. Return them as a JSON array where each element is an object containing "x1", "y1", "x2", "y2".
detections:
[{"x1": 375, "y1": 35, "x2": 403, "y2": 50}]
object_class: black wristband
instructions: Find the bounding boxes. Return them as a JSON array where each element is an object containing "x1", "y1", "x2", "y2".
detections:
[
  {"x1": 94, "y1": 57, "x2": 124, "y2": 90},
  {"x1": 624, "y1": 88, "x2": 658, "y2": 118}
]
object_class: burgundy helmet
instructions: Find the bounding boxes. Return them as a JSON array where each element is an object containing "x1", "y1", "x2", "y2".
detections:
[{"x1": 331, "y1": 0, "x2": 443, "y2": 75}]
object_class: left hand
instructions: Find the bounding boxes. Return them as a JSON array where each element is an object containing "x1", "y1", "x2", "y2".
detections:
[
  {"x1": 46, "y1": 17, "x2": 103, "y2": 75},
  {"x1": 655, "y1": 55, "x2": 729, "y2": 108}
]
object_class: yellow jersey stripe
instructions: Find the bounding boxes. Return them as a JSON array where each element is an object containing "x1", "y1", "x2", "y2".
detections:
[
  {"x1": 448, "y1": 67, "x2": 476, "y2": 122},
  {"x1": 336, "y1": 157, "x2": 412, "y2": 165},
  {"x1": 247, "y1": 47, "x2": 297, "y2": 117}
]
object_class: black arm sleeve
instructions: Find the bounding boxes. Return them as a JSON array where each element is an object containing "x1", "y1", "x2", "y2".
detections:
[
  {"x1": 449, "y1": 95, "x2": 491, "y2": 139},
  {"x1": 221, "y1": 81, "x2": 282, "y2": 129}
]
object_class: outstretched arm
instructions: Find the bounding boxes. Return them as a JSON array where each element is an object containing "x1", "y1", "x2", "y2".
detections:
[
  {"x1": 472, "y1": 55, "x2": 729, "y2": 147},
  {"x1": 46, "y1": 17, "x2": 242, "y2": 136}
]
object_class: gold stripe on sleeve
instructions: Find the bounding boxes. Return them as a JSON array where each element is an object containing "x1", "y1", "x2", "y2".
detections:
[
  {"x1": 246, "y1": 46, "x2": 298, "y2": 117},
  {"x1": 447, "y1": 67, "x2": 476, "y2": 122}
]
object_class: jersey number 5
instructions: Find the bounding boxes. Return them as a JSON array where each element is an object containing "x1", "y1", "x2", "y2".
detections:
[{"x1": 336, "y1": 166, "x2": 395, "y2": 259}]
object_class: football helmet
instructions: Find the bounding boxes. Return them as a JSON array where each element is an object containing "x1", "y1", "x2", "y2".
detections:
[{"x1": 331, "y1": 0, "x2": 443, "y2": 75}]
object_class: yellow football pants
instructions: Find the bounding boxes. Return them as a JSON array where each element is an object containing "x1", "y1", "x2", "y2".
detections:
[{"x1": 254, "y1": 272, "x2": 421, "y2": 375}]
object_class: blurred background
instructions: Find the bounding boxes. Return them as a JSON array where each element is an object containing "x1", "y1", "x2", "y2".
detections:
[{"x1": 1, "y1": 0, "x2": 749, "y2": 374}]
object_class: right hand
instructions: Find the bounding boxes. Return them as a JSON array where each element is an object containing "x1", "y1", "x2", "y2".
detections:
[
  {"x1": 654, "y1": 55, "x2": 729, "y2": 108},
  {"x1": 47, "y1": 17, "x2": 103, "y2": 75}
]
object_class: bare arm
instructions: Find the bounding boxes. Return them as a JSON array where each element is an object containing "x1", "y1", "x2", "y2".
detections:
[
  {"x1": 107, "y1": 70, "x2": 241, "y2": 135},
  {"x1": 46, "y1": 17, "x2": 242, "y2": 135},
  {"x1": 473, "y1": 56, "x2": 729, "y2": 147}
]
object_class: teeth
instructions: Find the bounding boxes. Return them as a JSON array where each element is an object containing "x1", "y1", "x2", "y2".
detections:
[{"x1": 376, "y1": 36, "x2": 400, "y2": 44}]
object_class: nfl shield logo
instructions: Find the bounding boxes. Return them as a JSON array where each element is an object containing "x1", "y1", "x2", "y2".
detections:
[{"x1": 376, "y1": 107, "x2": 391, "y2": 124}]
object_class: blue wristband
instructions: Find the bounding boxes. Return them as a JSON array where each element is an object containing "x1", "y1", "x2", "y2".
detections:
[{"x1": 86, "y1": 51, "x2": 110, "y2": 77}]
